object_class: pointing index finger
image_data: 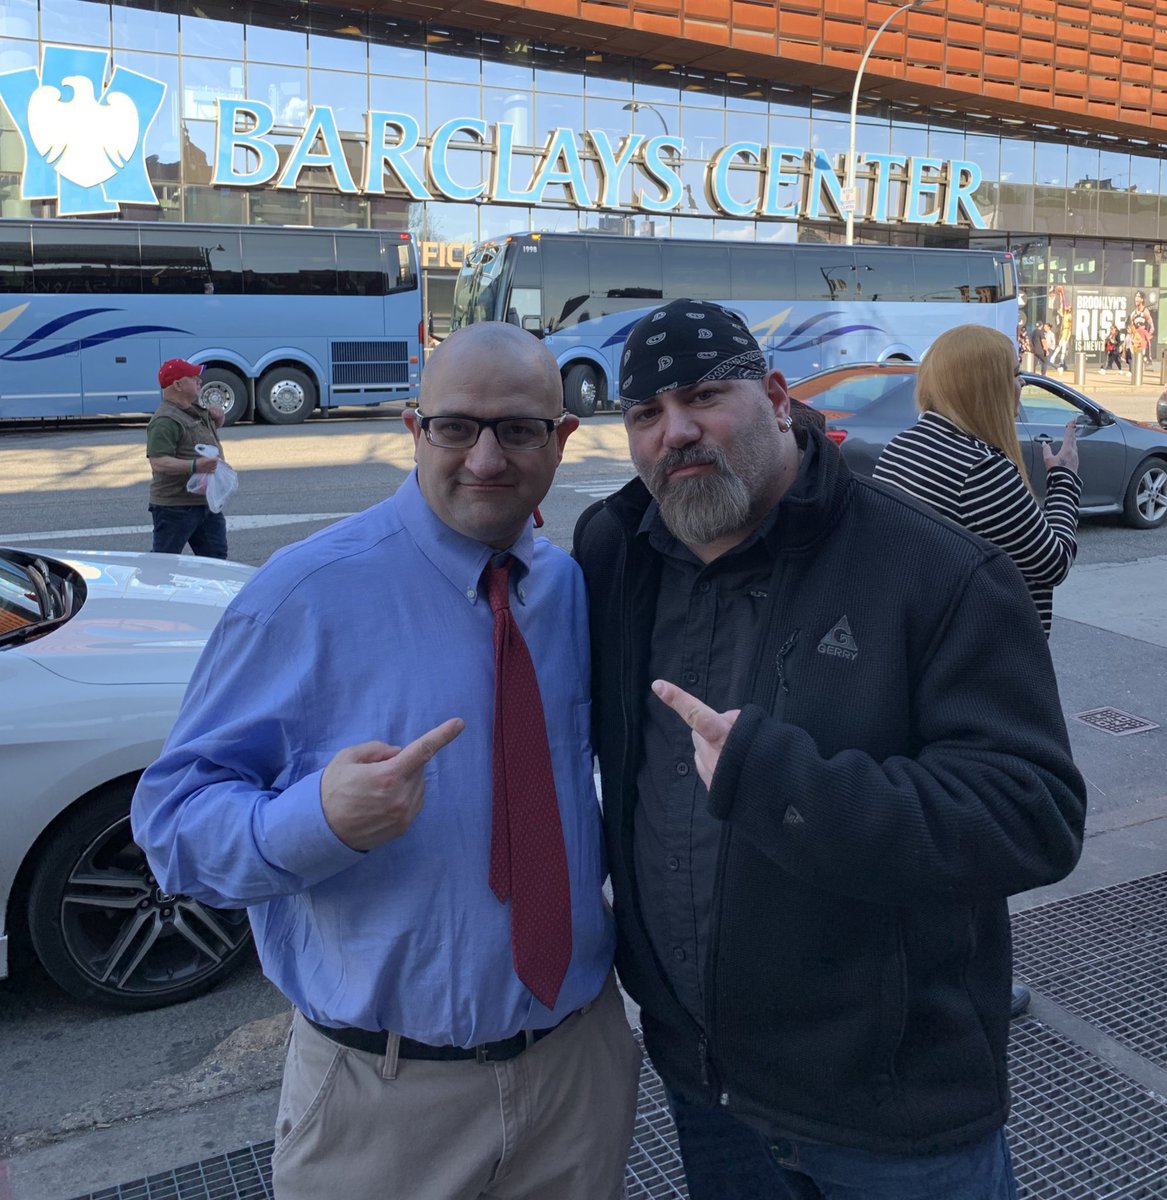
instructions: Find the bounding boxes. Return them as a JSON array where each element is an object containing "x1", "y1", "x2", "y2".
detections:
[
  {"x1": 391, "y1": 717, "x2": 465, "y2": 776},
  {"x1": 652, "y1": 679, "x2": 720, "y2": 739}
]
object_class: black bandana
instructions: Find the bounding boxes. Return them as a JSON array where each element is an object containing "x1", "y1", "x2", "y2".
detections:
[{"x1": 619, "y1": 299, "x2": 767, "y2": 409}]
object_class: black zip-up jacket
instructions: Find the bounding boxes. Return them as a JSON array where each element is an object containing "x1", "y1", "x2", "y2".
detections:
[{"x1": 573, "y1": 429, "x2": 1087, "y2": 1155}]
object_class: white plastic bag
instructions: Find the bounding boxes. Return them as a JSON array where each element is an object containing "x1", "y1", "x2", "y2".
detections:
[{"x1": 184, "y1": 443, "x2": 238, "y2": 512}]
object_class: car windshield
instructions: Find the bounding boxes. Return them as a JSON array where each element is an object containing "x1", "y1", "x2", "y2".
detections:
[
  {"x1": 792, "y1": 368, "x2": 918, "y2": 416},
  {"x1": 0, "y1": 552, "x2": 77, "y2": 644}
]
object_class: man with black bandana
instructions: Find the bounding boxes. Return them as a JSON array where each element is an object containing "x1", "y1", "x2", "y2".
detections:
[{"x1": 573, "y1": 298, "x2": 1086, "y2": 1200}]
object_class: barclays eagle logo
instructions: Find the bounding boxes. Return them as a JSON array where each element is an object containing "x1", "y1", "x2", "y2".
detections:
[{"x1": 0, "y1": 45, "x2": 164, "y2": 216}]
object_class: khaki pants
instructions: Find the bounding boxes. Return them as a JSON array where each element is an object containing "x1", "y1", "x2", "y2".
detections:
[{"x1": 272, "y1": 974, "x2": 641, "y2": 1200}]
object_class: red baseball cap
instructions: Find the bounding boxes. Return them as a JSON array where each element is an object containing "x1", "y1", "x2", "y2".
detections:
[{"x1": 158, "y1": 358, "x2": 204, "y2": 388}]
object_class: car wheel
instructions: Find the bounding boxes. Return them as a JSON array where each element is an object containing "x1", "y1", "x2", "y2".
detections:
[
  {"x1": 255, "y1": 366, "x2": 317, "y2": 424},
  {"x1": 26, "y1": 781, "x2": 253, "y2": 1011},
  {"x1": 563, "y1": 363, "x2": 599, "y2": 418},
  {"x1": 198, "y1": 367, "x2": 250, "y2": 426},
  {"x1": 1122, "y1": 458, "x2": 1167, "y2": 529}
]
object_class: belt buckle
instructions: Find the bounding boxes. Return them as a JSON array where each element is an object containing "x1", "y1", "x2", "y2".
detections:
[{"x1": 474, "y1": 1029, "x2": 535, "y2": 1064}]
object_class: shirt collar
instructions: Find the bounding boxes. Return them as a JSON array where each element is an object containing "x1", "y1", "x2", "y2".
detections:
[{"x1": 395, "y1": 470, "x2": 535, "y2": 604}]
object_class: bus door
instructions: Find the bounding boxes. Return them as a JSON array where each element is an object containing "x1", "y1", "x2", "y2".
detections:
[{"x1": 79, "y1": 335, "x2": 162, "y2": 416}]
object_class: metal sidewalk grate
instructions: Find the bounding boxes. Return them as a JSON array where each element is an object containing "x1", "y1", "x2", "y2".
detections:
[
  {"x1": 1070, "y1": 707, "x2": 1160, "y2": 736},
  {"x1": 1007, "y1": 1017, "x2": 1167, "y2": 1200},
  {"x1": 1013, "y1": 871, "x2": 1167, "y2": 1071},
  {"x1": 70, "y1": 1017, "x2": 1167, "y2": 1200}
]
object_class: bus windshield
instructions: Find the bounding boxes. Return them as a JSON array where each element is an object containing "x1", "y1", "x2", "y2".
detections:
[
  {"x1": 450, "y1": 242, "x2": 508, "y2": 330},
  {"x1": 0, "y1": 220, "x2": 423, "y2": 426}
]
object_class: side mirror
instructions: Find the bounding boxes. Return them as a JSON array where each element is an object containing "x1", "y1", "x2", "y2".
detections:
[{"x1": 522, "y1": 316, "x2": 544, "y2": 336}]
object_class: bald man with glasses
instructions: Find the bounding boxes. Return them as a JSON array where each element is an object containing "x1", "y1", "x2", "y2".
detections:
[{"x1": 133, "y1": 322, "x2": 640, "y2": 1200}]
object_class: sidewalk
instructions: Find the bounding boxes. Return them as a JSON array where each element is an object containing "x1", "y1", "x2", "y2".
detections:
[
  {"x1": 51, "y1": 554, "x2": 1167, "y2": 1200},
  {"x1": 1043, "y1": 363, "x2": 1165, "y2": 427}
]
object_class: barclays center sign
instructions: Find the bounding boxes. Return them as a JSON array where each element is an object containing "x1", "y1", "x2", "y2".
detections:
[{"x1": 1, "y1": 45, "x2": 987, "y2": 228}]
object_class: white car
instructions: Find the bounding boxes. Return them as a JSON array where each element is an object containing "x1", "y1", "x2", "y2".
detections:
[{"x1": 1, "y1": 547, "x2": 256, "y2": 1010}]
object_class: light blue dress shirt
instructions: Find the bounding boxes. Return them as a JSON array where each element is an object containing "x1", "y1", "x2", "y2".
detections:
[{"x1": 132, "y1": 471, "x2": 613, "y2": 1045}]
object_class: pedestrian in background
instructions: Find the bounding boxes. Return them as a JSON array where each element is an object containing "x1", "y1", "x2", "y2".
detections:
[
  {"x1": 575, "y1": 300, "x2": 1086, "y2": 1200},
  {"x1": 145, "y1": 359, "x2": 227, "y2": 558},
  {"x1": 875, "y1": 324, "x2": 1081, "y2": 639},
  {"x1": 133, "y1": 322, "x2": 640, "y2": 1200},
  {"x1": 1102, "y1": 323, "x2": 1124, "y2": 372},
  {"x1": 1030, "y1": 320, "x2": 1050, "y2": 374}
]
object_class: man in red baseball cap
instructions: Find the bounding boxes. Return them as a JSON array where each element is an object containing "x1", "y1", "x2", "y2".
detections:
[{"x1": 145, "y1": 358, "x2": 229, "y2": 558}]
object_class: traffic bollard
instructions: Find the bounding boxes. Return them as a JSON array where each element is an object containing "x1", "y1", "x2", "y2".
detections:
[
  {"x1": 1074, "y1": 352, "x2": 1086, "y2": 387},
  {"x1": 1133, "y1": 355, "x2": 1144, "y2": 387},
  {"x1": 1020, "y1": 351, "x2": 1036, "y2": 373}
]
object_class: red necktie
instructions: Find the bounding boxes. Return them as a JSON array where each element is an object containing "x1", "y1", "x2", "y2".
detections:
[{"x1": 485, "y1": 559, "x2": 573, "y2": 1009}]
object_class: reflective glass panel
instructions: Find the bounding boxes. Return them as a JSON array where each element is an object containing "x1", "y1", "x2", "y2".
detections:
[
  {"x1": 535, "y1": 93, "x2": 584, "y2": 143},
  {"x1": 484, "y1": 89, "x2": 532, "y2": 143},
  {"x1": 247, "y1": 64, "x2": 308, "y2": 126},
  {"x1": 370, "y1": 41, "x2": 424, "y2": 77},
  {"x1": 181, "y1": 14, "x2": 243, "y2": 60},
  {"x1": 369, "y1": 76, "x2": 426, "y2": 128},
  {"x1": 310, "y1": 32, "x2": 368, "y2": 74},
  {"x1": 40, "y1": 0, "x2": 110, "y2": 46},
  {"x1": 246, "y1": 21, "x2": 307, "y2": 67},
  {"x1": 0, "y1": 0, "x2": 37, "y2": 40},
  {"x1": 427, "y1": 82, "x2": 482, "y2": 130},
  {"x1": 120, "y1": 51, "x2": 180, "y2": 162},
  {"x1": 681, "y1": 107, "x2": 725, "y2": 161},
  {"x1": 182, "y1": 57, "x2": 244, "y2": 122},
  {"x1": 31, "y1": 225, "x2": 141, "y2": 294},
  {"x1": 1034, "y1": 143, "x2": 1066, "y2": 187},
  {"x1": 0, "y1": 221, "x2": 32, "y2": 291},
  {"x1": 113, "y1": 4, "x2": 178, "y2": 53},
  {"x1": 310, "y1": 69, "x2": 368, "y2": 135}
]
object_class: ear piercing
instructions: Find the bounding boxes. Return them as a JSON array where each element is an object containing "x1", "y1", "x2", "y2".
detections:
[{"x1": 778, "y1": 417, "x2": 793, "y2": 433}]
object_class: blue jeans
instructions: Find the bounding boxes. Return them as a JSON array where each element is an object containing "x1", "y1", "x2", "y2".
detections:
[
  {"x1": 149, "y1": 504, "x2": 228, "y2": 559},
  {"x1": 669, "y1": 1091, "x2": 1018, "y2": 1200}
]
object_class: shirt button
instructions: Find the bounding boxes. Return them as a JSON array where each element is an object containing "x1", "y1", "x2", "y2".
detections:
[
  {"x1": 466, "y1": 588, "x2": 476, "y2": 600},
  {"x1": 666, "y1": 855, "x2": 680, "y2": 871},
  {"x1": 698, "y1": 581, "x2": 711, "y2": 594},
  {"x1": 675, "y1": 761, "x2": 690, "y2": 777},
  {"x1": 683, "y1": 671, "x2": 698, "y2": 685},
  {"x1": 518, "y1": 588, "x2": 526, "y2": 601},
  {"x1": 672, "y1": 947, "x2": 686, "y2": 962}
]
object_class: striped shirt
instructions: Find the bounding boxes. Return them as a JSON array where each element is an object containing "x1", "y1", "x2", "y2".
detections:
[{"x1": 874, "y1": 411, "x2": 1082, "y2": 636}]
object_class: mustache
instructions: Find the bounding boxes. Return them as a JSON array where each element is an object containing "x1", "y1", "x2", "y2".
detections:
[{"x1": 650, "y1": 444, "x2": 727, "y2": 489}]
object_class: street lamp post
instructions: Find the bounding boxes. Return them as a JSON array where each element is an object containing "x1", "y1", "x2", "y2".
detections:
[
  {"x1": 845, "y1": 0, "x2": 936, "y2": 245},
  {"x1": 621, "y1": 99, "x2": 670, "y2": 138}
]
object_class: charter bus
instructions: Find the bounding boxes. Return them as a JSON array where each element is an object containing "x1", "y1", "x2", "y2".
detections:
[
  {"x1": 0, "y1": 220, "x2": 423, "y2": 425},
  {"x1": 450, "y1": 232, "x2": 1019, "y2": 416}
]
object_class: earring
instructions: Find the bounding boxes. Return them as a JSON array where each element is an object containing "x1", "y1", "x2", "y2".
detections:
[{"x1": 778, "y1": 417, "x2": 793, "y2": 433}]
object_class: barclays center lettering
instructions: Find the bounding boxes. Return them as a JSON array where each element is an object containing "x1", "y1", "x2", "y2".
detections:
[
  {"x1": 213, "y1": 100, "x2": 988, "y2": 229},
  {"x1": 0, "y1": 44, "x2": 985, "y2": 228}
]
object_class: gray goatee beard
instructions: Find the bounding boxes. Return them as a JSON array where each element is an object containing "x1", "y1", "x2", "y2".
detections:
[{"x1": 642, "y1": 444, "x2": 754, "y2": 546}]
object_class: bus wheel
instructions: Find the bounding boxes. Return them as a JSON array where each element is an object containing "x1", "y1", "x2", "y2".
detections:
[
  {"x1": 198, "y1": 368, "x2": 249, "y2": 426},
  {"x1": 256, "y1": 367, "x2": 317, "y2": 424},
  {"x1": 564, "y1": 364, "x2": 600, "y2": 418}
]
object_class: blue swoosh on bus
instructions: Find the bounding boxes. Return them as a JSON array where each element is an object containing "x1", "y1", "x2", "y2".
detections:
[
  {"x1": 599, "y1": 309, "x2": 884, "y2": 353},
  {"x1": 0, "y1": 310, "x2": 190, "y2": 362}
]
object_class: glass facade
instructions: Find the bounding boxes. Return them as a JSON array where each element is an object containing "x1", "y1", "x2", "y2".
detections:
[{"x1": 1, "y1": 0, "x2": 1164, "y2": 334}]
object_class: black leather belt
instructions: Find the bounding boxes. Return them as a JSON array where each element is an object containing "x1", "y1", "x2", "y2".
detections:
[{"x1": 304, "y1": 1014, "x2": 567, "y2": 1063}]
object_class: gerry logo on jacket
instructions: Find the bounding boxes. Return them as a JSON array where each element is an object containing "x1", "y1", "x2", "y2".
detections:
[{"x1": 816, "y1": 616, "x2": 858, "y2": 662}]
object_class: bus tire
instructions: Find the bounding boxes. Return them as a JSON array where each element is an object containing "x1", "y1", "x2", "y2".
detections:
[
  {"x1": 255, "y1": 366, "x2": 317, "y2": 424},
  {"x1": 564, "y1": 363, "x2": 600, "y2": 418},
  {"x1": 198, "y1": 368, "x2": 249, "y2": 426}
]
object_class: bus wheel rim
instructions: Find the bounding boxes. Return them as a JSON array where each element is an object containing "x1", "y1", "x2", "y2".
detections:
[{"x1": 269, "y1": 381, "x2": 305, "y2": 414}]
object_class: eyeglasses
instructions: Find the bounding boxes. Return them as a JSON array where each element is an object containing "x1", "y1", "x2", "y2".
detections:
[{"x1": 416, "y1": 413, "x2": 566, "y2": 451}]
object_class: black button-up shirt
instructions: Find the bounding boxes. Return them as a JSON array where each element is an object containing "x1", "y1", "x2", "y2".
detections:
[{"x1": 632, "y1": 504, "x2": 781, "y2": 1029}]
